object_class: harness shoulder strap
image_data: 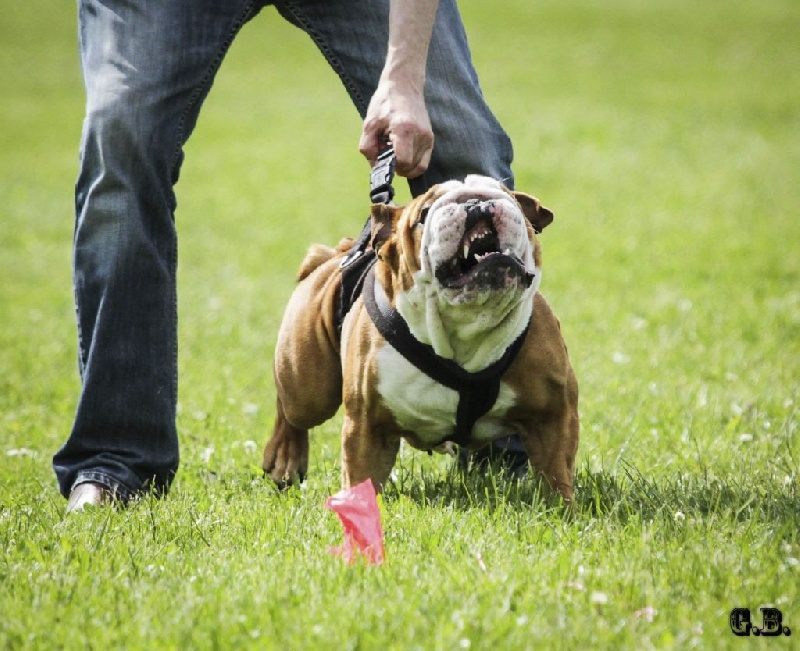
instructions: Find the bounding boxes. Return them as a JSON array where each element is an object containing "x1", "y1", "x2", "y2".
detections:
[{"x1": 337, "y1": 220, "x2": 376, "y2": 332}]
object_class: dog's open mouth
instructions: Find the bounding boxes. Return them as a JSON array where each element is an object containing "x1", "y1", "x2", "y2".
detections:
[{"x1": 434, "y1": 211, "x2": 534, "y2": 291}]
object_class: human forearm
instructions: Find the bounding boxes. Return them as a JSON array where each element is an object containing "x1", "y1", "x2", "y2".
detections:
[
  {"x1": 359, "y1": 0, "x2": 440, "y2": 179},
  {"x1": 381, "y1": 0, "x2": 440, "y2": 92}
]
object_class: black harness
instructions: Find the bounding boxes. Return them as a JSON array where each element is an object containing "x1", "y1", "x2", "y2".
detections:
[
  {"x1": 337, "y1": 146, "x2": 529, "y2": 446},
  {"x1": 362, "y1": 267, "x2": 529, "y2": 446}
]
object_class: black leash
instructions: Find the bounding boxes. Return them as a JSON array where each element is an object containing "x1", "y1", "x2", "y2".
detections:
[{"x1": 336, "y1": 143, "x2": 396, "y2": 330}]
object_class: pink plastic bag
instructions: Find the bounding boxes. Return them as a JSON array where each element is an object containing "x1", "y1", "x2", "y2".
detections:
[{"x1": 325, "y1": 479, "x2": 385, "y2": 565}]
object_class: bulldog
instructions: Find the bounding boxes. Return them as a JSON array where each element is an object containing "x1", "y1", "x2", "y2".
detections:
[{"x1": 262, "y1": 175, "x2": 579, "y2": 500}]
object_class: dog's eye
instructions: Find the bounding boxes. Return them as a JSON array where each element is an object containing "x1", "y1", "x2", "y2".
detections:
[{"x1": 417, "y1": 206, "x2": 430, "y2": 226}]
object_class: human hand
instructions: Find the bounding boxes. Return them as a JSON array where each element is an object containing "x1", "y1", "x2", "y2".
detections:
[{"x1": 359, "y1": 78, "x2": 434, "y2": 180}]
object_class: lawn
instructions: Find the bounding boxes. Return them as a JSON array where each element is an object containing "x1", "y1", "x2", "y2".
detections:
[{"x1": 1, "y1": 0, "x2": 798, "y2": 649}]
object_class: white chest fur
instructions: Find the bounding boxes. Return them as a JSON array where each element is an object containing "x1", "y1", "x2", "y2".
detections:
[{"x1": 375, "y1": 342, "x2": 519, "y2": 446}]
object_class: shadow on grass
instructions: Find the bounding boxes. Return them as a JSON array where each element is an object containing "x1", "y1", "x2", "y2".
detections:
[
  {"x1": 577, "y1": 460, "x2": 797, "y2": 524},
  {"x1": 173, "y1": 448, "x2": 797, "y2": 535},
  {"x1": 380, "y1": 456, "x2": 798, "y2": 529}
]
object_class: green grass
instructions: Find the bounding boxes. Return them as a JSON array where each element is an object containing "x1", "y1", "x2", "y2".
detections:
[{"x1": 1, "y1": 0, "x2": 798, "y2": 648}]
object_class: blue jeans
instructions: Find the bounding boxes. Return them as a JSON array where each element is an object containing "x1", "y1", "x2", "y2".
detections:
[{"x1": 54, "y1": 0, "x2": 515, "y2": 500}]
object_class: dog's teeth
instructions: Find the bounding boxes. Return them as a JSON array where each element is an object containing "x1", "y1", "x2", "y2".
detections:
[{"x1": 463, "y1": 242, "x2": 470, "y2": 259}]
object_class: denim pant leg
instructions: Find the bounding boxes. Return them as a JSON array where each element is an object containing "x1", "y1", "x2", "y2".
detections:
[
  {"x1": 54, "y1": 0, "x2": 263, "y2": 499},
  {"x1": 274, "y1": 0, "x2": 515, "y2": 195}
]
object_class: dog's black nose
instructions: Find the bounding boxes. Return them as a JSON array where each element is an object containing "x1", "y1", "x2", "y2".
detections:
[
  {"x1": 463, "y1": 199, "x2": 495, "y2": 231},
  {"x1": 463, "y1": 198, "x2": 493, "y2": 217}
]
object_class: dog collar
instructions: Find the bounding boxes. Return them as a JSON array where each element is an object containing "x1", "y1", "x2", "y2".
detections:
[{"x1": 362, "y1": 267, "x2": 530, "y2": 447}]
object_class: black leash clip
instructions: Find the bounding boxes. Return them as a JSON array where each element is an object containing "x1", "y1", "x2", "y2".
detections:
[
  {"x1": 369, "y1": 141, "x2": 396, "y2": 205},
  {"x1": 340, "y1": 141, "x2": 397, "y2": 271}
]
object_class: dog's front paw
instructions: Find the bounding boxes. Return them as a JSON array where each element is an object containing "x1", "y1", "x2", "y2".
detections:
[{"x1": 262, "y1": 423, "x2": 309, "y2": 489}]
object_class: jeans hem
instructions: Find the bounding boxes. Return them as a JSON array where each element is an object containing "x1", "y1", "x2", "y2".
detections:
[{"x1": 71, "y1": 472, "x2": 139, "y2": 503}]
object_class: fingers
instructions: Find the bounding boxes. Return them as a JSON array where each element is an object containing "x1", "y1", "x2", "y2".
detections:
[
  {"x1": 390, "y1": 125, "x2": 433, "y2": 179},
  {"x1": 358, "y1": 126, "x2": 384, "y2": 169},
  {"x1": 360, "y1": 118, "x2": 434, "y2": 180}
]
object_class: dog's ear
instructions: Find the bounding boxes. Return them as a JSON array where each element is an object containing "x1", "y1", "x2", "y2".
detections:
[
  {"x1": 370, "y1": 203, "x2": 400, "y2": 252},
  {"x1": 512, "y1": 191, "x2": 554, "y2": 233}
]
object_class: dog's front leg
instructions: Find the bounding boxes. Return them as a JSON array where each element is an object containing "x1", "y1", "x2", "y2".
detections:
[
  {"x1": 340, "y1": 413, "x2": 401, "y2": 493},
  {"x1": 519, "y1": 405, "x2": 579, "y2": 503}
]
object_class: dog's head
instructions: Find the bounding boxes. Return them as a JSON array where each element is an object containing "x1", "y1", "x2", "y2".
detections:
[{"x1": 370, "y1": 175, "x2": 553, "y2": 306}]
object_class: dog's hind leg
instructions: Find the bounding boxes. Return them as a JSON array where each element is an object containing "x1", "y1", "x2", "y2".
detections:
[
  {"x1": 263, "y1": 351, "x2": 342, "y2": 487},
  {"x1": 262, "y1": 254, "x2": 345, "y2": 486},
  {"x1": 262, "y1": 397, "x2": 311, "y2": 488}
]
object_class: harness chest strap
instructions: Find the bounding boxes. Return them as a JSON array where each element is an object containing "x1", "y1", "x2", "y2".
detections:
[{"x1": 361, "y1": 267, "x2": 530, "y2": 447}]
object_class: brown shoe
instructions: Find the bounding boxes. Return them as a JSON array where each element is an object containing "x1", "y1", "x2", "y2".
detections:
[{"x1": 66, "y1": 482, "x2": 111, "y2": 513}]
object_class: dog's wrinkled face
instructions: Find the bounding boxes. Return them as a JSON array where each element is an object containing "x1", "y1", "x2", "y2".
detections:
[
  {"x1": 372, "y1": 175, "x2": 553, "y2": 306},
  {"x1": 422, "y1": 176, "x2": 541, "y2": 304},
  {"x1": 370, "y1": 175, "x2": 555, "y2": 365}
]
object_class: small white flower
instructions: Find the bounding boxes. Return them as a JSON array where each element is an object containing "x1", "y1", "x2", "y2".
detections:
[
  {"x1": 243, "y1": 440, "x2": 258, "y2": 453},
  {"x1": 739, "y1": 433, "x2": 753, "y2": 443},
  {"x1": 674, "y1": 511, "x2": 686, "y2": 523},
  {"x1": 201, "y1": 446, "x2": 215, "y2": 463},
  {"x1": 242, "y1": 403, "x2": 259, "y2": 416},
  {"x1": 6, "y1": 448, "x2": 36, "y2": 458},
  {"x1": 590, "y1": 592, "x2": 609, "y2": 605}
]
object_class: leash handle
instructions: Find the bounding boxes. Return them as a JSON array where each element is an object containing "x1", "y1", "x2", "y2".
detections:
[{"x1": 369, "y1": 140, "x2": 396, "y2": 204}]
